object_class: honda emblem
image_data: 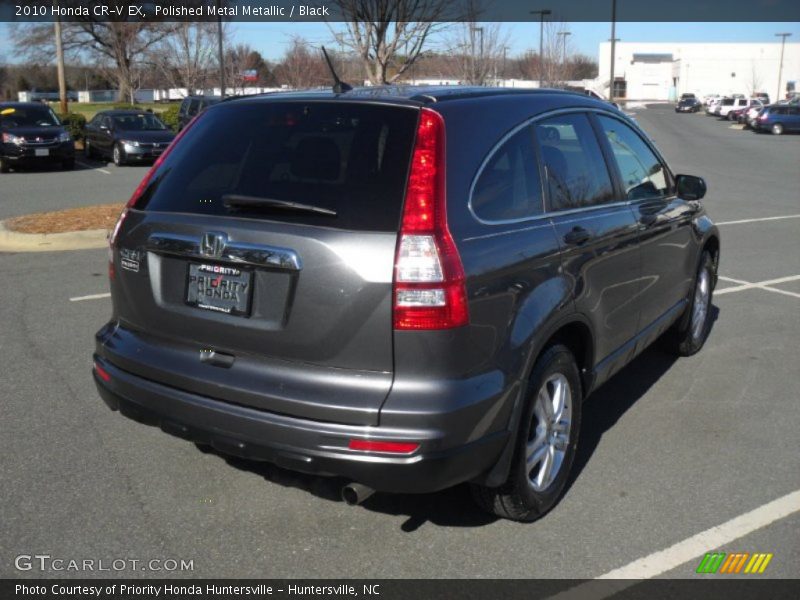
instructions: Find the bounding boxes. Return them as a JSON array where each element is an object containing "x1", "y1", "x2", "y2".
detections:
[{"x1": 200, "y1": 232, "x2": 227, "y2": 258}]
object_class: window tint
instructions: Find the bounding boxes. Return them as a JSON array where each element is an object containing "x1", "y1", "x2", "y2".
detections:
[
  {"x1": 472, "y1": 126, "x2": 542, "y2": 221},
  {"x1": 136, "y1": 102, "x2": 418, "y2": 232},
  {"x1": 187, "y1": 98, "x2": 200, "y2": 115},
  {"x1": 534, "y1": 113, "x2": 614, "y2": 211},
  {"x1": 597, "y1": 115, "x2": 672, "y2": 200}
]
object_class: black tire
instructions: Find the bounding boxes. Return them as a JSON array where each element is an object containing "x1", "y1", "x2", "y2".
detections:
[
  {"x1": 0, "y1": 156, "x2": 9, "y2": 173},
  {"x1": 665, "y1": 251, "x2": 715, "y2": 356},
  {"x1": 62, "y1": 159, "x2": 75, "y2": 170},
  {"x1": 112, "y1": 143, "x2": 126, "y2": 166},
  {"x1": 471, "y1": 344, "x2": 582, "y2": 522},
  {"x1": 771, "y1": 123, "x2": 784, "y2": 135}
]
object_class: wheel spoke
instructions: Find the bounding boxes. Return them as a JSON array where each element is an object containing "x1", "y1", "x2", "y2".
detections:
[
  {"x1": 539, "y1": 387, "x2": 554, "y2": 421},
  {"x1": 537, "y1": 445, "x2": 555, "y2": 488},
  {"x1": 526, "y1": 439, "x2": 548, "y2": 471}
]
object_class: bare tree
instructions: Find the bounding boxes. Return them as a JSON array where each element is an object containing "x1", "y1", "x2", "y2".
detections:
[
  {"x1": 13, "y1": 19, "x2": 178, "y2": 102},
  {"x1": 272, "y1": 37, "x2": 329, "y2": 89},
  {"x1": 151, "y1": 23, "x2": 219, "y2": 96},
  {"x1": 330, "y1": 0, "x2": 456, "y2": 85},
  {"x1": 447, "y1": 24, "x2": 508, "y2": 85},
  {"x1": 746, "y1": 61, "x2": 763, "y2": 96}
]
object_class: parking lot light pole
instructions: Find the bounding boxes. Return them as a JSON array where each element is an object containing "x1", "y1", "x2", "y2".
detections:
[
  {"x1": 471, "y1": 26, "x2": 484, "y2": 85},
  {"x1": 558, "y1": 31, "x2": 571, "y2": 82},
  {"x1": 609, "y1": 0, "x2": 617, "y2": 102},
  {"x1": 530, "y1": 9, "x2": 551, "y2": 88},
  {"x1": 775, "y1": 33, "x2": 791, "y2": 102}
]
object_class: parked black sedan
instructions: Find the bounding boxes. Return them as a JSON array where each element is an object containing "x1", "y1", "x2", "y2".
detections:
[
  {"x1": 675, "y1": 97, "x2": 701, "y2": 113},
  {"x1": 0, "y1": 102, "x2": 75, "y2": 173},
  {"x1": 84, "y1": 110, "x2": 175, "y2": 166}
]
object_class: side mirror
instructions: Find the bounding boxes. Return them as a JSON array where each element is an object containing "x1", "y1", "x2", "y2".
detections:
[
  {"x1": 99, "y1": 124, "x2": 109, "y2": 131},
  {"x1": 676, "y1": 174, "x2": 707, "y2": 201}
]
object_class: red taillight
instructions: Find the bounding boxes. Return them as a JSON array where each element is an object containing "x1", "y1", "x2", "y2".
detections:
[
  {"x1": 393, "y1": 108, "x2": 469, "y2": 330},
  {"x1": 94, "y1": 362, "x2": 111, "y2": 382},
  {"x1": 348, "y1": 439, "x2": 420, "y2": 454}
]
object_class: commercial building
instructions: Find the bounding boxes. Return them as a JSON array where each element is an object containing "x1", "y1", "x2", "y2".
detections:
[{"x1": 597, "y1": 41, "x2": 800, "y2": 101}]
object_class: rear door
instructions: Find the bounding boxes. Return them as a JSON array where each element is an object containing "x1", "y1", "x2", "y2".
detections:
[
  {"x1": 535, "y1": 112, "x2": 642, "y2": 376},
  {"x1": 108, "y1": 100, "x2": 419, "y2": 425}
]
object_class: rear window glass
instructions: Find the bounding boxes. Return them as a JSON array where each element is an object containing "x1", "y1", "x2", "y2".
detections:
[
  {"x1": 472, "y1": 126, "x2": 543, "y2": 221},
  {"x1": 136, "y1": 101, "x2": 418, "y2": 231}
]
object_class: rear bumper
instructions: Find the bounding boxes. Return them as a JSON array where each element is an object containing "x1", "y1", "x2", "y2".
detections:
[{"x1": 93, "y1": 355, "x2": 509, "y2": 494}]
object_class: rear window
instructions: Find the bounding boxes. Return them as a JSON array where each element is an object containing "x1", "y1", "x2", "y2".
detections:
[{"x1": 136, "y1": 101, "x2": 418, "y2": 231}]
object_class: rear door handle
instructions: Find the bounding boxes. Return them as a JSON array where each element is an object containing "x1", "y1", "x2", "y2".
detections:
[{"x1": 563, "y1": 226, "x2": 592, "y2": 246}]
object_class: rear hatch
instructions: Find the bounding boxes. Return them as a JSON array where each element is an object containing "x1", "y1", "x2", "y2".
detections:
[{"x1": 105, "y1": 99, "x2": 420, "y2": 425}]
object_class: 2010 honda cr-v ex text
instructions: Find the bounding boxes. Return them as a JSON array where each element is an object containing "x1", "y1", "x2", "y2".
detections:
[{"x1": 93, "y1": 87, "x2": 720, "y2": 521}]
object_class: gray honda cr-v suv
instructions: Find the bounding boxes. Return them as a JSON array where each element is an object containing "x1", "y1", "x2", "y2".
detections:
[{"x1": 94, "y1": 87, "x2": 719, "y2": 521}]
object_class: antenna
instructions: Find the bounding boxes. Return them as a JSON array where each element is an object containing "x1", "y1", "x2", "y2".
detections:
[{"x1": 321, "y1": 46, "x2": 353, "y2": 94}]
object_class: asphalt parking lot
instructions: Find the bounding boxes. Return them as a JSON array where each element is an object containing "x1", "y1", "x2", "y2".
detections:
[{"x1": 0, "y1": 104, "x2": 798, "y2": 581}]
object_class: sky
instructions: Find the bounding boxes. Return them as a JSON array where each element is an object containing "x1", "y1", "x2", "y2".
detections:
[{"x1": 1, "y1": 21, "x2": 798, "y2": 64}]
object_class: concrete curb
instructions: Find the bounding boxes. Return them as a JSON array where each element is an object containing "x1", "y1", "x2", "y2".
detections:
[{"x1": 0, "y1": 220, "x2": 109, "y2": 252}]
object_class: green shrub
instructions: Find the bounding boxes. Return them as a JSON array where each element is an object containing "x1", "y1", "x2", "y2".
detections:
[
  {"x1": 59, "y1": 112, "x2": 87, "y2": 141},
  {"x1": 159, "y1": 103, "x2": 181, "y2": 132}
]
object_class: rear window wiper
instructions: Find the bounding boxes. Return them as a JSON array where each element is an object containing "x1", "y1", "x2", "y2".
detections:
[{"x1": 222, "y1": 194, "x2": 337, "y2": 217}]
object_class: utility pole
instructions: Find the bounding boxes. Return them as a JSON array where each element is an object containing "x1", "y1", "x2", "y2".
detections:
[
  {"x1": 609, "y1": 0, "x2": 617, "y2": 102},
  {"x1": 775, "y1": 32, "x2": 791, "y2": 102},
  {"x1": 216, "y1": 0, "x2": 226, "y2": 98},
  {"x1": 530, "y1": 9, "x2": 551, "y2": 88},
  {"x1": 53, "y1": 1, "x2": 67, "y2": 114},
  {"x1": 558, "y1": 31, "x2": 571, "y2": 83}
]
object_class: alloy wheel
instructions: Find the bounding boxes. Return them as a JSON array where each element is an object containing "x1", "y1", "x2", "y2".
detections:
[
  {"x1": 691, "y1": 268, "x2": 711, "y2": 341},
  {"x1": 527, "y1": 373, "x2": 572, "y2": 492}
]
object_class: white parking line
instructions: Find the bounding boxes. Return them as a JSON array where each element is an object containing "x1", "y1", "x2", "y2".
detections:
[
  {"x1": 76, "y1": 160, "x2": 111, "y2": 175},
  {"x1": 716, "y1": 214, "x2": 800, "y2": 226},
  {"x1": 547, "y1": 488, "x2": 800, "y2": 599},
  {"x1": 716, "y1": 274, "x2": 800, "y2": 298},
  {"x1": 69, "y1": 292, "x2": 111, "y2": 302}
]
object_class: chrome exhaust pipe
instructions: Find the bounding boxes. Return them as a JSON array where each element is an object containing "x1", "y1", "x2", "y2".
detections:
[{"x1": 341, "y1": 482, "x2": 375, "y2": 506}]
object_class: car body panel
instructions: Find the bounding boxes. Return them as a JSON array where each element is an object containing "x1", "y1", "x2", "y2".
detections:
[{"x1": 95, "y1": 87, "x2": 719, "y2": 494}]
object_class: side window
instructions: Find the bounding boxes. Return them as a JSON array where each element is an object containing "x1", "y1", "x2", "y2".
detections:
[
  {"x1": 534, "y1": 113, "x2": 614, "y2": 211},
  {"x1": 472, "y1": 125, "x2": 542, "y2": 221},
  {"x1": 188, "y1": 98, "x2": 200, "y2": 116},
  {"x1": 179, "y1": 99, "x2": 189, "y2": 115},
  {"x1": 597, "y1": 115, "x2": 672, "y2": 201}
]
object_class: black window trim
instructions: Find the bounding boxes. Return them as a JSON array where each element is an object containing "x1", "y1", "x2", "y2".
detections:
[{"x1": 468, "y1": 107, "x2": 649, "y2": 227}]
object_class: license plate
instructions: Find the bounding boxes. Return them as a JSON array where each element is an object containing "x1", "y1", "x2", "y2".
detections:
[
  {"x1": 35, "y1": 149, "x2": 49, "y2": 157},
  {"x1": 186, "y1": 263, "x2": 252, "y2": 316}
]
